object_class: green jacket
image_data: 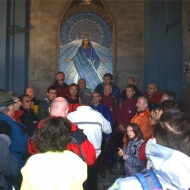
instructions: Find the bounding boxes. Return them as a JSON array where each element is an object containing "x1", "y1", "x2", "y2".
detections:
[{"x1": 38, "y1": 98, "x2": 50, "y2": 121}]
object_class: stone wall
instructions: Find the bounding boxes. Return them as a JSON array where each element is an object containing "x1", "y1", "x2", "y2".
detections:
[
  {"x1": 183, "y1": 0, "x2": 190, "y2": 113},
  {"x1": 29, "y1": 0, "x2": 144, "y2": 99}
]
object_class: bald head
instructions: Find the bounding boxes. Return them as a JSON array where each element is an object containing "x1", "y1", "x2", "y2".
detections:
[
  {"x1": 147, "y1": 83, "x2": 157, "y2": 96},
  {"x1": 25, "y1": 87, "x2": 34, "y2": 100},
  {"x1": 49, "y1": 97, "x2": 69, "y2": 117}
]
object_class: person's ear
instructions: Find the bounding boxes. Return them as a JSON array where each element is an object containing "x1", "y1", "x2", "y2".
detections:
[{"x1": 66, "y1": 107, "x2": 69, "y2": 115}]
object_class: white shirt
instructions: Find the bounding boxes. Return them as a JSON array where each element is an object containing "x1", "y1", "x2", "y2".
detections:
[{"x1": 67, "y1": 106, "x2": 112, "y2": 158}]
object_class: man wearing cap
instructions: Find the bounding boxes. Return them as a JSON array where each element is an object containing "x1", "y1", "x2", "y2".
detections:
[{"x1": 0, "y1": 92, "x2": 28, "y2": 189}]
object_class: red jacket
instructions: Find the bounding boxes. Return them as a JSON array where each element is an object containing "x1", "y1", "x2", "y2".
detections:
[
  {"x1": 65, "y1": 94, "x2": 80, "y2": 113},
  {"x1": 144, "y1": 90, "x2": 162, "y2": 104},
  {"x1": 50, "y1": 81, "x2": 69, "y2": 98},
  {"x1": 13, "y1": 110, "x2": 23, "y2": 123},
  {"x1": 101, "y1": 94, "x2": 118, "y2": 124},
  {"x1": 138, "y1": 133, "x2": 152, "y2": 161},
  {"x1": 28, "y1": 119, "x2": 96, "y2": 166}
]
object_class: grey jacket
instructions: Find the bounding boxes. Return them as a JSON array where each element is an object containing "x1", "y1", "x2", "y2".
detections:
[{"x1": 0, "y1": 137, "x2": 9, "y2": 189}]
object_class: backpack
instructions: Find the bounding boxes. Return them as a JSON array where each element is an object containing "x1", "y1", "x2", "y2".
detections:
[
  {"x1": 134, "y1": 170, "x2": 163, "y2": 190},
  {"x1": 102, "y1": 141, "x2": 116, "y2": 167}
]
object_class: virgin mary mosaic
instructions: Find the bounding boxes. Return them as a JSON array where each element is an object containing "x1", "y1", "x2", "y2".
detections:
[{"x1": 60, "y1": 0, "x2": 113, "y2": 90}]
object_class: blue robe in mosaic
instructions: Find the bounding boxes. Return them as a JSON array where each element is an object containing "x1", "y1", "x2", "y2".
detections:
[{"x1": 60, "y1": 39, "x2": 112, "y2": 90}]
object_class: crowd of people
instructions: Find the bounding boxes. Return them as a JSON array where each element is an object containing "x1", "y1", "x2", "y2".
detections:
[{"x1": 0, "y1": 71, "x2": 189, "y2": 190}]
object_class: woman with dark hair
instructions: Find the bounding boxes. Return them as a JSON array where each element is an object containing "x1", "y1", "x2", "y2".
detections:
[
  {"x1": 118, "y1": 123, "x2": 145, "y2": 176},
  {"x1": 21, "y1": 117, "x2": 87, "y2": 190}
]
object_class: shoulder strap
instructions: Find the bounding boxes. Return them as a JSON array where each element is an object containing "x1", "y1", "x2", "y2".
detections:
[
  {"x1": 71, "y1": 137, "x2": 86, "y2": 162},
  {"x1": 134, "y1": 170, "x2": 162, "y2": 190}
]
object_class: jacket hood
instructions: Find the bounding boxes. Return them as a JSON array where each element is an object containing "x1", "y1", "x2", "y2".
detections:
[
  {"x1": 146, "y1": 139, "x2": 190, "y2": 189},
  {"x1": 43, "y1": 97, "x2": 49, "y2": 102},
  {"x1": 0, "y1": 134, "x2": 11, "y2": 146}
]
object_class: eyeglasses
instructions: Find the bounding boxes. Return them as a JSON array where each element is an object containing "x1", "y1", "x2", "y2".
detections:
[{"x1": 25, "y1": 100, "x2": 32, "y2": 103}]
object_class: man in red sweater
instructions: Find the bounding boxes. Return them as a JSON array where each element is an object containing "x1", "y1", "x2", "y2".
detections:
[
  {"x1": 65, "y1": 83, "x2": 80, "y2": 113},
  {"x1": 144, "y1": 83, "x2": 162, "y2": 110},
  {"x1": 116, "y1": 85, "x2": 137, "y2": 148},
  {"x1": 101, "y1": 84, "x2": 118, "y2": 125},
  {"x1": 50, "y1": 71, "x2": 69, "y2": 98}
]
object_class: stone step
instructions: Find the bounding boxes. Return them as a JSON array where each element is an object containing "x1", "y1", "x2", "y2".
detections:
[{"x1": 97, "y1": 160, "x2": 125, "y2": 190}]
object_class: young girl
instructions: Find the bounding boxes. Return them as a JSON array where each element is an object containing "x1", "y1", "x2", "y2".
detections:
[{"x1": 118, "y1": 123, "x2": 145, "y2": 176}]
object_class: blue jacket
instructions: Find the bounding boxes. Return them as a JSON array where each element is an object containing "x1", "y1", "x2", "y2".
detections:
[
  {"x1": 94, "y1": 82, "x2": 122, "y2": 103},
  {"x1": 90, "y1": 102, "x2": 112, "y2": 140},
  {"x1": 0, "y1": 114, "x2": 28, "y2": 181},
  {"x1": 123, "y1": 138, "x2": 145, "y2": 176}
]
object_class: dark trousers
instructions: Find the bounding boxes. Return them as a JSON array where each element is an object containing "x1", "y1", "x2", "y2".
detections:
[
  {"x1": 83, "y1": 156, "x2": 99, "y2": 190},
  {"x1": 114, "y1": 131, "x2": 124, "y2": 150}
]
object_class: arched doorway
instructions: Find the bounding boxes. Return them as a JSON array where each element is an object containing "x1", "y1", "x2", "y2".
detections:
[{"x1": 59, "y1": 0, "x2": 115, "y2": 90}]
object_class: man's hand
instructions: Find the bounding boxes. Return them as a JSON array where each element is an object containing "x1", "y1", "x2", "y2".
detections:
[{"x1": 118, "y1": 125, "x2": 126, "y2": 132}]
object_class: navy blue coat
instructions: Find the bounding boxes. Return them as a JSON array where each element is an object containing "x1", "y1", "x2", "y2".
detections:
[{"x1": 94, "y1": 82, "x2": 122, "y2": 103}]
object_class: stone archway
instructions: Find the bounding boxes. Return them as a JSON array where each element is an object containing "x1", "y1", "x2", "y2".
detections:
[{"x1": 57, "y1": 0, "x2": 116, "y2": 90}]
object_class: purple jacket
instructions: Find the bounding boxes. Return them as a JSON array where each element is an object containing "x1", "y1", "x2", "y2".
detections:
[{"x1": 117, "y1": 97, "x2": 137, "y2": 134}]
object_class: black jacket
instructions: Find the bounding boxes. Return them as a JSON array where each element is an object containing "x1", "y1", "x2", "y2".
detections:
[{"x1": 19, "y1": 107, "x2": 39, "y2": 137}]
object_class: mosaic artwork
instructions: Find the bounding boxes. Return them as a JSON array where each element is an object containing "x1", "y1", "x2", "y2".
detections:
[{"x1": 60, "y1": 0, "x2": 113, "y2": 90}]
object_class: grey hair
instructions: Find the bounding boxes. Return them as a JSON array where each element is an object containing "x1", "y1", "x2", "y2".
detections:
[
  {"x1": 139, "y1": 96, "x2": 149, "y2": 105},
  {"x1": 79, "y1": 90, "x2": 93, "y2": 106},
  {"x1": 0, "y1": 105, "x2": 12, "y2": 114},
  {"x1": 78, "y1": 78, "x2": 86, "y2": 84},
  {"x1": 8, "y1": 91, "x2": 20, "y2": 101}
]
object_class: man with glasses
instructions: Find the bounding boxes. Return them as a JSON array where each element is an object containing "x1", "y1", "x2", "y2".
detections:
[
  {"x1": 144, "y1": 83, "x2": 162, "y2": 110},
  {"x1": 19, "y1": 94, "x2": 39, "y2": 137},
  {"x1": 38, "y1": 86, "x2": 57, "y2": 120}
]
